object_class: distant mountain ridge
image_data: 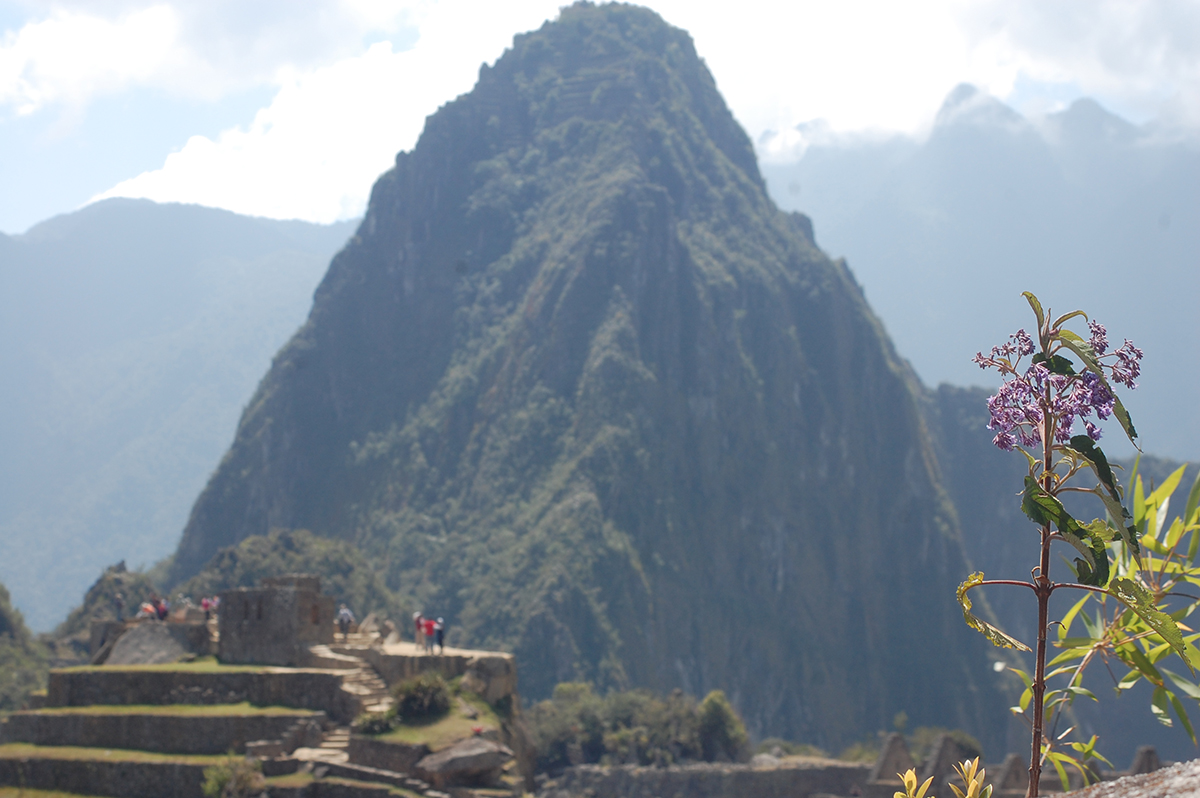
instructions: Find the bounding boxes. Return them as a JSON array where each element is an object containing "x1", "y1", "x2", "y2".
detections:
[
  {"x1": 166, "y1": 3, "x2": 1010, "y2": 751},
  {"x1": 762, "y1": 85, "x2": 1200, "y2": 461},
  {"x1": 0, "y1": 198, "x2": 354, "y2": 630}
]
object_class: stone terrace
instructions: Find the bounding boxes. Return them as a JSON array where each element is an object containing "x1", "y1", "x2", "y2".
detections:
[{"x1": 0, "y1": 576, "x2": 526, "y2": 798}]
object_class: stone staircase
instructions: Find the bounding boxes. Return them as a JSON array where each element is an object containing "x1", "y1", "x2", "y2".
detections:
[
  {"x1": 292, "y1": 723, "x2": 351, "y2": 765},
  {"x1": 307, "y1": 645, "x2": 393, "y2": 716}
]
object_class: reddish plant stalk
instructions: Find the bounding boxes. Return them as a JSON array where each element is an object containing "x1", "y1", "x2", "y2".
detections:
[{"x1": 1027, "y1": 408, "x2": 1056, "y2": 797}]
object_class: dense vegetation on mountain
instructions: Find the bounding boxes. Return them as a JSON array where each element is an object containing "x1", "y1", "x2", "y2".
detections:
[
  {"x1": 0, "y1": 199, "x2": 355, "y2": 630},
  {"x1": 0, "y1": 581, "x2": 48, "y2": 711},
  {"x1": 177, "y1": 529, "x2": 399, "y2": 619},
  {"x1": 164, "y1": 3, "x2": 1010, "y2": 751}
]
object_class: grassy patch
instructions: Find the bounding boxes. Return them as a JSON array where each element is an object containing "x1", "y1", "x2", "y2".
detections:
[
  {"x1": 22, "y1": 703, "x2": 316, "y2": 717},
  {"x1": 264, "y1": 771, "x2": 315, "y2": 788},
  {"x1": 55, "y1": 657, "x2": 267, "y2": 674},
  {"x1": 378, "y1": 693, "x2": 500, "y2": 751},
  {"x1": 0, "y1": 743, "x2": 226, "y2": 765},
  {"x1": 321, "y1": 776, "x2": 421, "y2": 797}
]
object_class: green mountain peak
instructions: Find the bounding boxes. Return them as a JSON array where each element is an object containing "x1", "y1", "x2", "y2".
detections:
[{"x1": 169, "y1": 2, "x2": 1007, "y2": 750}]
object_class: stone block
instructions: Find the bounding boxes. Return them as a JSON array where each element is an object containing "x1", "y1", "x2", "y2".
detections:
[
  {"x1": 248, "y1": 739, "x2": 286, "y2": 759},
  {"x1": 415, "y1": 736, "x2": 513, "y2": 788}
]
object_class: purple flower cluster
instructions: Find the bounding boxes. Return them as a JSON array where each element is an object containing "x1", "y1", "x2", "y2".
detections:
[
  {"x1": 974, "y1": 321, "x2": 1136, "y2": 452},
  {"x1": 1088, "y1": 321, "x2": 1108, "y2": 356},
  {"x1": 972, "y1": 329, "x2": 1035, "y2": 371},
  {"x1": 1110, "y1": 340, "x2": 1143, "y2": 389}
]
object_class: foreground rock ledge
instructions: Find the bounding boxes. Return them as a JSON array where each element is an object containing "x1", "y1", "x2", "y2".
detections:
[{"x1": 1066, "y1": 758, "x2": 1200, "y2": 798}]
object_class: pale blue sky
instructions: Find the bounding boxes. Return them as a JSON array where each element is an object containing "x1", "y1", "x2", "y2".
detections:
[{"x1": 2, "y1": 0, "x2": 1198, "y2": 234}]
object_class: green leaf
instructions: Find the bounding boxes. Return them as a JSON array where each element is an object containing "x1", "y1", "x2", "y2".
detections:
[
  {"x1": 1152, "y1": 687, "x2": 1172, "y2": 727},
  {"x1": 1047, "y1": 751, "x2": 1071, "y2": 792},
  {"x1": 1052, "y1": 310, "x2": 1089, "y2": 329},
  {"x1": 1066, "y1": 685, "x2": 1098, "y2": 701},
  {"x1": 1161, "y1": 668, "x2": 1200, "y2": 701},
  {"x1": 1032, "y1": 352, "x2": 1076, "y2": 375},
  {"x1": 1069, "y1": 435, "x2": 1116, "y2": 493},
  {"x1": 1186, "y1": 468, "x2": 1200, "y2": 527},
  {"x1": 1112, "y1": 397, "x2": 1139, "y2": 448},
  {"x1": 1023, "y1": 291, "x2": 1045, "y2": 333},
  {"x1": 1109, "y1": 577, "x2": 1193, "y2": 670},
  {"x1": 1147, "y1": 464, "x2": 1187, "y2": 509},
  {"x1": 1117, "y1": 638, "x2": 1165, "y2": 687},
  {"x1": 956, "y1": 572, "x2": 1031, "y2": 651},
  {"x1": 1022, "y1": 477, "x2": 1110, "y2": 586},
  {"x1": 1170, "y1": 692, "x2": 1196, "y2": 745},
  {"x1": 1057, "y1": 594, "x2": 1092, "y2": 641}
]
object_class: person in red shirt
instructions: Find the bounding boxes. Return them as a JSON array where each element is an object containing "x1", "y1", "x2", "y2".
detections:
[{"x1": 422, "y1": 617, "x2": 436, "y2": 653}]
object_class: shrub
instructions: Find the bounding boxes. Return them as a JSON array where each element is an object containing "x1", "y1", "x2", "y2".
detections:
[
  {"x1": 392, "y1": 671, "x2": 451, "y2": 722},
  {"x1": 529, "y1": 684, "x2": 749, "y2": 773},
  {"x1": 201, "y1": 755, "x2": 264, "y2": 798},
  {"x1": 837, "y1": 740, "x2": 880, "y2": 763},
  {"x1": 354, "y1": 710, "x2": 397, "y2": 735},
  {"x1": 697, "y1": 690, "x2": 748, "y2": 763}
]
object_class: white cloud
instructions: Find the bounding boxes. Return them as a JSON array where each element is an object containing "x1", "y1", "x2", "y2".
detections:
[
  {"x1": 68, "y1": 0, "x2": 1200, "y2": 223},
  {"x1": 0, "y1": 0, "x2": 426, "y2": 116},
  {"x1": 954, "y1": 0, "x2": 1200, "y2": 124},
  {"x1": 0, "y1": 5, "x2": 179, "y2": 114},
  {"x1": 92, "y1": 0, "x2": 563, "y2": 222}
]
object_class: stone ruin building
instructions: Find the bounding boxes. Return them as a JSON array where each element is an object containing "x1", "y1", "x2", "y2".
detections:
[{"x1": 218, "y1": 574, "x2": 336, "y2": 666}]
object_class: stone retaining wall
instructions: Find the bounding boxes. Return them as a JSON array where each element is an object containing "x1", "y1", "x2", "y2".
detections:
[
  {"x1": 47, "y1": 669, "x2": 356, "y2": 722},
  {"x1": 3, "y1": 710, "x2": 325, "y2": 754},
  {"x1": 348, "y1": 735, "x2": 430, "y2": 773},
  {"x1": 540, "y1": 759, "x2": 872, "y2": 798},
  {"x1": 0, "y1": 754, "x2": 210, "y2": 798}
]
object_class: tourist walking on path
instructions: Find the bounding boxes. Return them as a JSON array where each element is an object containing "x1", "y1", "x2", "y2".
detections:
[
  {"x1": 434, "y1": 618, "x2": 445, "y2": 654},
  {"x1": 337, "y1": 604, "x2": 355, "y2": 641},
  {"x1": 413, "y1": 611, "x2": 424, "y2": 649}
]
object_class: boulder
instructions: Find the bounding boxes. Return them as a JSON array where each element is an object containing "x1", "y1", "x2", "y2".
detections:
[
  {"x1": 105, "y1": 621, "x2": 207, "y2": 665},
  {"x1": 415, "y1": 737, "x2": 513, "y2": 787},
  {"x1": 460, "y1": 656, "x2": 516, "y2": 704}
]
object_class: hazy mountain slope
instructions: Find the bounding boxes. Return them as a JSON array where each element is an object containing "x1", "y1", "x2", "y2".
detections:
[
  {"x1": 924, "y1": 383, "x2": 1199, "y2": 764},
  {"x1": 168, "y1": 4, "x2": 1010, "y2": 751},
  {"x1": 762, "y1": 85, "x2": 1200, "y2": 461},
  {"x1": 0, "y1": 199, "x2": 354, "y2": 630},
  {"x1": 0, "y1": 580, "x2": 47, "y2": 711}
]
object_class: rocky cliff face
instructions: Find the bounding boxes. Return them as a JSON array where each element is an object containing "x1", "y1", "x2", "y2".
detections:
[{"x1": 169, "y1": 3, "x2": 1008, "y2": 749}]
